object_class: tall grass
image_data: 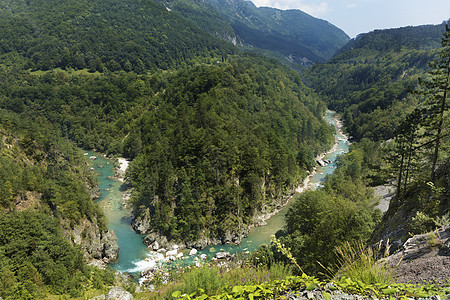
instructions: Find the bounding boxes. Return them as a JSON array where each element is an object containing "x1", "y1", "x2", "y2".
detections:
[
  {"x1": 162, "y1": 262, "x2": 292, "y2": 298},
  {"x1": 333, "y1": 240, "x2": 397, "y2": 285}
]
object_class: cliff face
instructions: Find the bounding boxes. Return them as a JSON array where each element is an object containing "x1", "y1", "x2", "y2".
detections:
[{"x1": 63, "y1": 218, "x2": 119, "y2": 267}]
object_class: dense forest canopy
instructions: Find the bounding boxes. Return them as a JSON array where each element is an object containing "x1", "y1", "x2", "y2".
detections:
[
  {"x1": 0, "y1": 110, "x2": 115, "y2": 298},
  {"x1": 126, "y1": 56, "x2": 333, "y2": 245},
  {"x1": 306, "y1": 24, "x2": 448, "y2": 142},
  {"x1": 0, "y1": 0, "x2": 235, "y2": 72},
  {"x1": 0, "y1": 0, "x2": 337, "y2": 294},
  {"x1": 0, "y1": 0, "x2": 448, "y2": 296},
  {"x1": 153, "y1": 0, "x2": 349, "y2": 67}
]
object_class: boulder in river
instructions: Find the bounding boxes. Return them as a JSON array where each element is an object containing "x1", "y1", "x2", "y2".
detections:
[
  {"x1": 215, "y1": 252, "x2": 231, "y2": 259},
  {"x1": 152, "y1": 241, "x2": 159, "y2": 251},
  {"x1": 189, "y1": 248, "x2": 198, "y2": 256},
  {"x1": 166, "y1": 249, "x2": 177, "y2": 257},
  {"x1": 199, "y1": 254, "x2": 208, "y2": 260}
]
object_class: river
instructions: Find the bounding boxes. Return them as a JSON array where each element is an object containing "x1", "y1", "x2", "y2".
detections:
[{"x1": 86, "y1": 110, "x2": 349, "y2": 275}]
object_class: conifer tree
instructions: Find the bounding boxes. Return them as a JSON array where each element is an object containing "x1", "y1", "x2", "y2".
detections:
[{"x1": 417, "y1": 24, "x2": 450, "y2": 182}]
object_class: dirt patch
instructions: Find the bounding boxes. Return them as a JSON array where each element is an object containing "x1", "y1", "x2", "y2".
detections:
[{"x1": 386, "y1": 225, "x2": 450, "y2": 284}]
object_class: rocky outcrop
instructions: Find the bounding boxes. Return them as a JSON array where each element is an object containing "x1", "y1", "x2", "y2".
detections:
[
  {"x1": 384, "y1": 225, "x2": 450, "y2": 284},
  {"x1": 64, "y1": 218, "x2": 119, "y2": 264},
  {"x1": 106, "y1": 287, "x2": 133, "y2": 300},
  {"x1": 132, "y1": 208, "x2": 151, "y2": 235}
]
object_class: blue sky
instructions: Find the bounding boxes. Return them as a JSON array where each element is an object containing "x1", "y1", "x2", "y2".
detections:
[{"x1": 250, "y1": 0, "x2": 450, "y2": 38}]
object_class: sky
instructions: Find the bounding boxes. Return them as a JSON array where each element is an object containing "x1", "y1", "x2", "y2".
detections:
[{"x1": 250, "y1": 0, "x2": 450, "y2": 38}]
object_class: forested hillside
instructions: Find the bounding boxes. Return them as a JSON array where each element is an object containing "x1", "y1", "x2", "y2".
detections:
[
  {"x1": 306, "y1": 23, "x2": 449, "y2": 249},
  {"x1": 127, "y1": 56, "x2": 333, "y2": 247},
  {"x1": 0, "y1": 0, "x2": 234, "y2": 72},
  {"x1": 154, "y1": 0, "x2": 349, "y2": 67},
  {"x1": 0, "y1": 0, "x2": 338, "y2": 295},
  {"x1": 306, "y1": 24, "x2": 447, "y2": 142},
  {"x1": 0, "y1": 110, "x2": 117, "y2": 298}
]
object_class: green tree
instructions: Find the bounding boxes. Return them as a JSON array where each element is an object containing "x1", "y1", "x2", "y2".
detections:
[{"x1": 417, "y1": 24, "x2": 450, "y2": 182}]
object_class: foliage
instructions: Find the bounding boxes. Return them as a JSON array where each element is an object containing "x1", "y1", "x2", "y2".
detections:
[
  {"x1": 280, "y1": 147, "x2": 382, "y2": 276},
  {"x1": 156, "y1": 0, "x2": 349, "y2": 66},
  {"x1": 306, "y1": 24, "x2": 447, "y2": 142},
  {"x1": 333, "y1": 241, "x2": 396, "y2": 285},
  {"x1": 126, "y1": 55, "x2": 334, "y2": 244},
  {"x1": 0, "y1": 109, "x2": 113, "y2": 297},
  {"x1": 0, "y1": 211, "x2": 114, "y2": 298},
  {"x1": 170, "y1": 272, "x2": 450, "y2": 299},
  {"x1": 0, "y1": 0, "x2": 234, "y2": 72},
  {"x1": 155, "y1": 263, "x2": 291, "y2": 299}
]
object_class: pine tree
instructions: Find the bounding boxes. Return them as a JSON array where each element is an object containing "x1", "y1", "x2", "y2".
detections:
[{"x1": 417, "y1": 24, "x2": 450, "y2": 182}]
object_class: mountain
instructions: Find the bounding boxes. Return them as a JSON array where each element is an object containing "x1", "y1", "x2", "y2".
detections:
[
  {"x1": 0, "y1": 0, "x2": 336, "y2": 294},
  {"x1": 153, "y1": 0, "x2": 350, "y2": 67},
  {"x1": 306, "y1": 23, "x2": 448, "y2": 142},
  {"x1": 0, "y1": 0, "x2": 235, "y2": 72}
]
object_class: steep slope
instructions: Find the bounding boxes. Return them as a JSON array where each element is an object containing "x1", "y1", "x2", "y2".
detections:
[
  {"x1": 0, "y1": 0, "x2": 235, "y2": 72},
  {"x1": 0, "y1": 110, "x2": 117, "y2": 298},
  {"x1": 306, "y1": 23, "x2": 448, "y2": 142},
  {"x1": 153, "y1": 0, "x2": 349, "y2": 67},
  {"x1": 127, "y1": 55, "x2": 334, "y2": 248},
  {"x1": 0, "y1": 0, "x2": 335, "y2": 251},
  {"x1": 306, "y1": 23, "x2": 449, "y2": 252}
]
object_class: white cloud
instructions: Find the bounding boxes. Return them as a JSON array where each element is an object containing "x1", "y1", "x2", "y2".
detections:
[
  {"x1": 251, "y1": 0, "x2": 330, "y2": 17},
  {"x1": 347, "y1": 3, "x2": 357, "y2": 8}
]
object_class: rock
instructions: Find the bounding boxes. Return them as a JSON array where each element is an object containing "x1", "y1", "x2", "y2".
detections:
[
  {"x1": 89, "y1": 156, "x2": 97, "y2": 160},
  {"x1": 142, "y1": 267, "x2": 154, "y2": 277},
  {"x1": 157, "y1": 248, "x2": 166, "y2": 253},
  {"x1": 166, "y1": 249, "x2": 178, "y2": 257},
  {"x1": 132, "y1": 208, "x2": 151, "y2": 235},
  {"x1": 88, "y1": 259, "x2": 107, "y2": 270},
  {"x1": 167, "y1": 255, "x2": 176, "y2": 261},
  {"x1": 106, "y1": 287, "x2": 133, "y2": 300},
  {"x1": 176, "y1": 252, "x2": 183, "y2": 258},
  {"x1": 173, "y1": 244, "x2": 179, "y2": 250},
  {"x1": 152, "y1": 241, "x2": 159, "y2": 251},
  {"x1": 215, "y1": 252, "x2": 231, "y2": 259},
  {"x1": 316, "y1": 159, "x2": 326, "y2": 167},
  {"x1": 189, "y1": 248, "x2": 198, "y2": 256},
  {"x1": 199, "y1": 254, "x2": 208, "y2": 260},
  {"x1": 222, "y1": 231, "x2": 234, "y2": 244},
  {"x1": 102, "y1": 230, "x2": 119, "y2": 262}
]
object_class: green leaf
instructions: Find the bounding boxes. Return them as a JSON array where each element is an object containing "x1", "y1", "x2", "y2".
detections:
[
  {"x1": 231, "y1": 286, "x2": 244, "y2": 295},
  {"x1": 172, "y1": 290, "x2": 182, "y2": 298},
  {"x1": 322, "y1": 291, "x2": 331, "y2": 300},
  {"x1": 381, "y1": 288, "x2": 397, "y2": 295}
]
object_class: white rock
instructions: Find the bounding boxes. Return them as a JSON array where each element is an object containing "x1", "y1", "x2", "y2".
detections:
[
  {"x1": 166, "y1": 249, "x2": 177, "y2": 257},
  {"x1": 176, "y1": 252, "x2": 183, "y2": 258},
  {"x1": 215, "y1": 252, "x2": 231, "y2": 259},
  {"x1": 189, "y1": 248, "x2": 198, "y2": 256},
  {"x1": 199, "y1": 254, "x2": 208, "y2": 260},
  {"x1": 152, "y1": 241, "x2": 159, "y2": 251}
]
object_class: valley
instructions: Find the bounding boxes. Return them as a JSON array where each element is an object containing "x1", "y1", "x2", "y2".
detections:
[{"x1": 0, "y1": 0, "x2": 448, "y2": 298}]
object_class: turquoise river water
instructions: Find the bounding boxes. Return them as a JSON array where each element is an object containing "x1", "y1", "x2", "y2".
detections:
[{"x1": 86, "y1": 110, "x2": 349, "y2": 275}]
